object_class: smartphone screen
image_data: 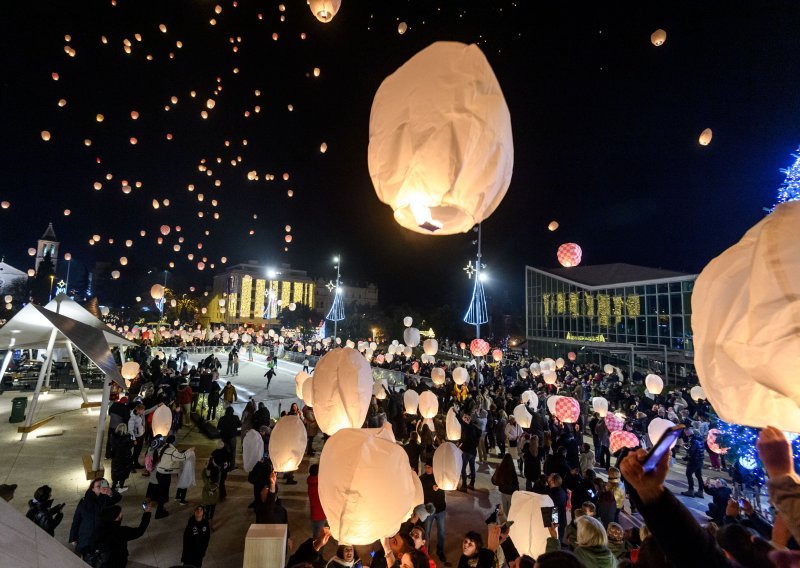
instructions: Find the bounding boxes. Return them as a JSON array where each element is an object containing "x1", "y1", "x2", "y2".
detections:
[
  {"x1": 551, "y1": 508, "x2": 559, "y2": 526},
  {"x1": 141, "y1": 501, "x2": 147, "y2": 511},
  {"x1": 540, "y1": 506, "x2": 554, "y2": 527},
  {"x1": 643, "y1": 425, "x2": 685, "y2": 472}
]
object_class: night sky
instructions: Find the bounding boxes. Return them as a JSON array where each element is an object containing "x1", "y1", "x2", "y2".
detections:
[{"x1": 1, "y1": 1, "x2": 799, "y2": 312}]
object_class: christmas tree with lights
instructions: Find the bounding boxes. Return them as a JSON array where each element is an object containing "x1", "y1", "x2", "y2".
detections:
[{"x1": 775, "y1": 146, "x2": 800, "y2": 207}]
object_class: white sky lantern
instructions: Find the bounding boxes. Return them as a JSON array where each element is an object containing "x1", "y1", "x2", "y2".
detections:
[
  {"x1": 308, "y1": 0, "x2": 341, "y2": 23},
  {"x1": 555, "y1": 357, "x2": 565, "y2": 369},
  {"x1": 373, "y1": 381, "x2": 386, "y2": 400},
  {"x1": 418, "y1": 391, "x2": 438, "y2": 418},
  {"x1": 312, "y1": 347, "x2": 373, "y2": 435},
  {"x1": 403, "y1": 327, "x2": 420, "y2": 347},
  {"x1": 530, "y1": 362, "x2": 541, "y2": 375},
  {"x1": 592, "y1": 396, "x2": 609, "y2": 417},
  {"x1": 513, "y1": 404, "x2": 532, "y2": 428},
  {"x1": 519, "y1": 367, "x2": 529, "y2": 379},
  {"x1": 403, "y1": 346, "x2": 412, "y2": 358},
  {"x1": 404, "y1": 389, "x2": 419, "y2": 414},
  {"x1": 546, "y1": 395, "x2": 562, "y2": 415},
  {"x1": 423, "y1": 338, "x2": 438, "y2": 356},
  {"x1": 452, "y1": 367, "x2": 468, "y2": 385},
  {"x1": 403, "y1": 316, "x2": 413, "y2": 327},
  {"x1": 152, "y1": 404, "x2": 172, "y2": 437},
  {"x1": 446, "y1": 407, "x2": 461, "y2": 441},
  {"x1": 521, "y1": 390, "x2": 537, "y2": 406},
  {"x1": 28, "y1": 248, "x2": 36, "y2": 256},
  {"x1": 111, "y1": 270, "x2": 120, "y2": 280},
  {"x1": 603, "y1": 364, "x2": 614, "y2": 374},
  {"x1": 269, "y1": 415, "x2": 307, "y2": 472},
  {"x1": 398, "y1": 21, "x2": 408, "y2": 35},
  {"x1": 648, "y1": 417, "x2": 677, "y2": 448},
  {"x1": 150, "y1": 284, "x2": 165, "y2": 300},
  {"x1": 243, "y1": 429, "x2": 264, "y2": 473},
  {"x1": 431, "y1": 367, "x2": 445, "y2": 385},
  {"x1": 651, "y1": 29, "x2": 667, "y2": 46},
  {"x1": 690, "y1": 385, "x2": 706, "y2": 401},
  {"x1": 645, "y1": 374, "x2": 664, "y2": 395},
  {"x1": 368, "y1": 41, "x2": 513, "y2": 235},
  {"x1": 508, "y1": 491, "x2": 555, "y2": 560},
  {"x1": 699, "y1": 128, "x2": 713, "y2": 146},
  {"x1": 121, "y1": 362, "x2": 140, "y2": 386},
  {"x1": 543, "y1": 370, "x2": 557, "y2": 385},
  {"x1": 432, "y1": 442, "x2": 461, "y2": 490},
  {"x1": 693, "y1": 202, "x2": 800, "y2": 431},
  {"x1": 319, "y1": 427, "x2": 417, "y2": 545}
]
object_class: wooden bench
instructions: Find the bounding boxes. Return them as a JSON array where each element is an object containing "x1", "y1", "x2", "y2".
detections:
[{"x1": 16, "y1": 415, "x2": 54, "y2": 434}]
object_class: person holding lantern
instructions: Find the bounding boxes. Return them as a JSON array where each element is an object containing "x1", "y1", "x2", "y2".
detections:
[{"x1": 457, "y1": 410, "x2": 481, "y2": 492}]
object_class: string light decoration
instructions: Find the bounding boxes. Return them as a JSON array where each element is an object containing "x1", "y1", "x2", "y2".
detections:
[
  {"x1": 775, "y1": 146, "x2": 800, "y2": 207},
  {"x1": 598, "y1": 294, "x2": 611, "y2": 326},
  {"x1": 543, "y1": 294, "x2": 551, "y2": 319},
  {"x1": 253, "y1": 279, "x2": 265, "y2": 318},
  {"x1": 569, "y1": 292, "x2": 579, "y2": 317},
  {"x1": 556, "y1": 293, "x2": 566, "y2": 315},
  {"x1": 463, "y1": 225, "x2": 488, "y2": 332},
  {"x1": 613, "y1": 296, "x2": 624, "y2": 325},
  {"x1": 326, "y1": 257, "x2": 345, "y2": 338},
  {"x1": 585, "y1": 293, "x2": 595, "y2": 317},
  {"x1": 626, "y1": 295, "x2": 641, "y2": 318},
  {"x1": 240, "y1": 275, "x2": 252, "y2": 318}
]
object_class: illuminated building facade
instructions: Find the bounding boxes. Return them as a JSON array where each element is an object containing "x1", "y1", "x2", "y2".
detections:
[{"x1": 525, "y1": 263, "x2": 697, "y2": 379}]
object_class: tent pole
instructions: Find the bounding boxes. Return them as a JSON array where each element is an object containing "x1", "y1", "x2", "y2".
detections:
[
  {"x1": 66, "y1": 340, "x2": 88, "y2": 404},
  {"x1": 22, "y1": 328, "x2": 58, "y2": 441},
  {"x1": 0, "y1": 350, "x2": 13, "y2": 383},
  {"x1": 44, "y1": 355, "x2": 55, "y2": 389},
  {"x1": 92, "y1": 377, "x2": 111, "y2": 471}
]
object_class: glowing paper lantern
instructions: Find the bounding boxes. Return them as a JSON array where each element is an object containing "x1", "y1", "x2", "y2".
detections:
[
  {"x1": 555, "y1": 357, "x2": 565, "y2": 369},
  {"x1": 529, "y1": 362, "x2": 541, "y2": 375},
  {"x1": 521, "y1": 390, "x2": 537, "y2": 407},
  {"x1": 431, "y1": 367, "x2": 445, "y2": 385},
  {"x1": 547, "y1": 220, "x2": 559, "y2": 231},
  {"x1": 150, "y1": 284, "x2": 165, "y2": 300},
  {"x1": 403, "y1": 327, "x2": 420, "y2": 348},
  {"x1": 373, "y1": 382, "x2": 386, "y2": 400},
  {"x1": 397, "y1": 22, "x2": 408, "y2": 35},
  {"x1": 508, "y1": 491, "x2": 556, "y2": 560},
  {"x1": 648, "y1": 418, "x2": 677, "y2": 448},
  {"x1": 650, "y1": 29, "x2": 667, "y2": 46},
  {"x1": 492, "y1": 349, "x2": 503, "y2": 362},
  {"x1": 243, "y1": 429, "x2": 264, "y2": 473},
  {"x1": 289, "y1": 302, "x2": 297, "y2": 311},
  {"x1": 690, "y1": 385, "x2": 706, "y2": 401},
  {"x1": 519, "y1": 368, "x2": 529, "y2": 379},
  {"x1": 554, "y1": 396, "x2": 580, "y2": 423},
  {"x1": 311, "y1": 347, "x2": 373, "y2": 435},
  {"x1": 41, "y1": 131, "x2": 51, "y2": 141},
  {"x1": 541, "y1": 358, "x2": 556, "y2": 372},
  {"x1": 699, "y1": 128, "x2": 713, "y2": 146},
  {"x1": 27, "y1": 248, "x2": 36, "y2": 256},
  {"x1": 403, "y1": 316, "x2": 413, "y2": 327},
  {"x1": 423, "y1": 338, "x2": 438, "y2": 356},
  {"x1": 418, "y1": 391, "x2": 438, "y2": 418},
  {"x1": 160, "y1": 225, "x2": 171, "y2": 236},
  {"x1": 603, "y1": 364, "x2": 614, "y2": 374},
  {"x1": 368, "y1": 42, "x2": 513, "y2": 235},
  {"x1": 546, "y1": 395, "x2": 562, "y2": 415},
  {"x1": 610, "y1": 430, "x2": 640, "y2": 455},
  {"x1": 604, "y1": 413, "x2": 624, "y2": 433},
  {"x1": 294, "y1": 371, "x2": 311, "y2": 398},
  {"x1": 269, "y1": 415, "x2": 308, "y2": 472},
  {"x1": 308, "y1": 0, "x2": 341, "y2": 23},
  {"x1": 452, "y1": 367, "x2": 468, "y2": 385},
  {"x1": 706, "y1": 428, "x2": 729, "y2": 455},
  {"x1": 432, "y1": 442, "x2": 462, "y2": 491},
  {"x1": 513, "y1": 404, "x2": 532, "y2": 428},
  {"x1": 469, "y1": 339, "x2": 490, "y2": 357},
  {"x1": 404, "y1": 389, "x2": 420, "y2": 415},
  {"x1": 591, "y1": 397, "x2": 608, "y2": 417},
  {"x1": 543, "y1": 370, "x2": 557, "y2": 385},
  {"x1": 318, "y1": 427, "x2": 417, "y2": 545},
  {"x1": 152, "y1": 405, "x2": 172, "y2": 437},
  {"x1": 567, "y1": 351, "x2": 576, "y2": 361},
  {"x1": 557, "y1": 243, "x2": 582, "y2": 267},
  {"x1": 645, "y1": 374, "x2": 664, "y2": 395},
  {"x1": 120, "y1": 362, "x2": 140, "y2": 383},
  {"x1": 446, "y1": 407, "x2": 461, "y2": 441},
  {"x1": 111, "y1": 270, "x2": 120, "y2": 280}
]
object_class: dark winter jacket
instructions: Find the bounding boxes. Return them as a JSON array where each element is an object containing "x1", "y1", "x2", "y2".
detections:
[
  {"x1": 95, "y1": 511, "x2": 151, "y2": 567},
  {"x1": 69, "y1": 490, "x2": 122, "y2": 553},
  {"x1": 420, "y1": 472, "x2": 446, "y2": 513},
  {"x1": 181, "y1": 516, "x2": 211, "y2": 566},
  {"x1": 26, "y1": 499, "x2": 63, "y2": 536},
  {"x1": 686, "y1": 434, "x2": 705, "y2": 467}
]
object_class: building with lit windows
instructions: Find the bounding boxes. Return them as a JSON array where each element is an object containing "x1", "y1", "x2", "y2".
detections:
[
  {"x1": 205, "y1": 263, "x2": 316, "y2": 325},
  {"x1": 525, "y1": 263, "x2": 697, "y2": 381},
  {"x1": 313, "y1": 279, "x2": 379, "y2": 315}
]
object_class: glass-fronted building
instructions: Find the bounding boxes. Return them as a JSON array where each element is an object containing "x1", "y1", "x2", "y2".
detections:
[{"x1": 525, "y1": 263, "x2": 697, "y2": 380}]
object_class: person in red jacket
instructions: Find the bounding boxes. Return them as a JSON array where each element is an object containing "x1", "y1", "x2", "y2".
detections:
[
  {"x1": 177, "y1": 381, "x2": 194, "y2": 427},
  {"x1": 306, "y1": 464, "x2": 327, "y2": 538},
  {"x1": 409, "y1": 525, "x2": 437, "y2": 568}
]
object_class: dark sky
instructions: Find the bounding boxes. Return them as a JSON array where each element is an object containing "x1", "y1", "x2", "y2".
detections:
[{"x1": 1, "y1": 0, "x2": 799, "y2": 312}]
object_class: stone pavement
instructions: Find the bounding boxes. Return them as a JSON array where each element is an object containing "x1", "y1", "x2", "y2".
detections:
[{"x1": 0, "y1": 354, "x2": 728, "y2": 567}]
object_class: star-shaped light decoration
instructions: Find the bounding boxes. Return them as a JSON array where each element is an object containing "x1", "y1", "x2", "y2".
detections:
[
  {"x1": 325, "y1": 280, "x2": 336, "y2": 292},
  {"x1": 463, "y1": 261, "x2": 476, "y2": 279}
]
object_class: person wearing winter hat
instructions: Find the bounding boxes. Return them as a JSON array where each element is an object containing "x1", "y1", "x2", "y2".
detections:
[
  {"x1": 26, "y1": 485, "x2": 64, "y2": 536},
  {"x1": 96, "y1": 502, "x2": 151, "y2": 567},
  {"x1": 606, "y1": 522, "x2": 633, "y2": 561}
]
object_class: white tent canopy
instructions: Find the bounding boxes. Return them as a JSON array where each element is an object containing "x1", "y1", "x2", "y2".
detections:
[{"x1": 45, "y1": 294, "x2": 133, "y2": 347}]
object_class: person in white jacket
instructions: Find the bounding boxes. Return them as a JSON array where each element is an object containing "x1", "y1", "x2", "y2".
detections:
[
  {"x1": 128, "y1": 404, "x2": 146, "y2": 471},
  {"x1": 505, "y1": 417, "x2": 524, "y2": 472},
  {"x1": 154, "y1": 436, "x2": 194, "y2": 519},
  {"x1": 174, "y1": 449, "x2": 196, "y2": 505}
]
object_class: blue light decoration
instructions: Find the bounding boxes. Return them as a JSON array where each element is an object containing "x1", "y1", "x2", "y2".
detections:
[
  {"x1": 325, "y1": 288, "x2": 345, "y2": 322},
  {"x1": 155, "y1": 297, "x2": 165, "y2": 315},
  {"x1": 775, "y1": 145, "x2": 800, "y2": 207},
  {"x1": 717, "y1": 419, "x2": 800, "y2": 485},
  {"x1": 463, "y1": 272, "x2": 488, "y2": 326}
]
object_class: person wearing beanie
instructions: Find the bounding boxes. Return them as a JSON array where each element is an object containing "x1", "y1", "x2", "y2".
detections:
[
  {"x1": 181, "y1": 506, "x2": 212, "y2": 567},
  {"x1": 420, "y1": 461, "x2": 448, "y2": 565},
  {"x1": 26, "y1": 485, "x2": 64, "y2": 536},
  {"x1": 96, "y1": 502, "x2": 152, "y2": 567},
  {"x1": 606, "y1": 522, "x2": 633, "y2": 562}
]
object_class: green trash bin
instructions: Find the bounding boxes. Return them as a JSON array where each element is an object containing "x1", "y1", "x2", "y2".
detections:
[{"x1": 9, "y1": 396, "x2": 27, "y2": 423}]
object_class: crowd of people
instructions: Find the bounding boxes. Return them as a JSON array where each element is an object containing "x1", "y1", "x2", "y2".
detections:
[{"x1": 7, "y1": 337, "x2": 800, "y2": 568}]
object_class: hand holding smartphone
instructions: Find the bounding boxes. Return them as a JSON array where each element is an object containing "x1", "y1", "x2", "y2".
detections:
[{"x1": 642, "y1": 425, "x2": 685, "y2": 472}]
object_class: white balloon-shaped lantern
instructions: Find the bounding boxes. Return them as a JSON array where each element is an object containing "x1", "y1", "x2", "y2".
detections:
[
  {"x1": 302, "y1": 378, "x2": 315, "y2": 407},
  {"x1": 294, "y1": 371, "x2": 311, "y2": 398},
  {"x1": 307, "y1": 0, "x2": 341, "y2": 23},
  {"x1": 446, "y1": 407, "x2": 461, "y2": 441},
  {"x1": 645, "y1": 374, "x2": 664, "y2": 395},
  {"x1": 690, "y1": 385, "x2": 706, "y2": 401},
  {"x1": 519, "y1": 367, "x2": 529, "y2": 379},
  {"x1": 603, "y1": 364, "x2": 614, "y2": 374},
  {"x1": 546, "y1": 395, "x2": 562, "y2": 415},
  {"x1": 269, "y1": 415, "x2": 308, "y2": 472},
  {"x1": 591, "y1": 396, "x2": 609, "y2": 417},
  {"x1": 543, "y1": 370, "x2": 557, "y2": 385},
  {"x1": 423, "y1": 338, "x2": 438, "y2": 356},
  {"x1": 452, "y1": 367, "x2": 468, "y2": 385},
  {"x1": 521, "y1": 390, "x2": 537, "y2": 407},
  {"x1": 120, "y1": 361, "x2": 140, "y2": 383},
  {"x1": 432, "y1": 442, "x2": 462, "y2": 491},
  {"x1": 431, "y1": 367, "x2": 445, "y2": 385},
  {"x1": 150, "y1": 284, "x2": 165, "y2": 300},
  {"x1": 418, "y1": 391, "x2": 439, "y2": 418},
  {"x1": 368, "y1": 41, "x2": 513, "y2": 235},
  {"x1": 513, "y1": 404, "x2": 532, "y2": 428},
  {"x1": 404, "y1": 389, "x2": 420, "y2": 414},
  {"x1": 152, "y1": 404, "x2": 172, "y2": 437},
  {"x1": 647, "y1": 417, "x2": 677, "y2": 448},
  {"x1": 555, "y1": 357, "x2": 565, "y2": 369},
  {"x1": 319, "y1": 427, "x2": 418, "y2": 544},
  {"x1": 403, "y1": 316, "x2": 413, "y2": 327},
  {"x1": 311, "y1": 348, "x2": 373, "y2": 435},
  {"x1": 243, "y1": 428, "x2": 264, "y2": 473},
  {"x1": 403, "y1": 327, "x2": 420, "y2": 347},
  {"x1": 508, "y1": 491, "x2": 556, "y2": 560}
]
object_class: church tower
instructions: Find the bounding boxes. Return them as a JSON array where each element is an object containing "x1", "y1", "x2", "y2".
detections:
[{"x1": 36, "y1": 222, "x2": 59, "y2": 273}]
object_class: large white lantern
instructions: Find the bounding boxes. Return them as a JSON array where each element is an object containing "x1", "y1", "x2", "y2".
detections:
[
  {"x1": 650, "y1": 28, "x2": 667, "y2": 47},
  {"x1": 302, "y1": 378, "x2": 315, "y2": 407},
  {"x1": 373, "y1": 381, "x2": 387, "y2": 400},
  {"x1": 529, "y1": 362, "x2": 541, "y2": 376},
  {"x1": 308, "y1": 0, "x2": 341, "y2": 23},
  {"x1": 404, "y1": 389, "x2": 420, "y2": 414},
  {"x1": 513, "y1": 404, "x2": 532, "y2": 428},
  {"x1": 591, "y1": 396, "x2": 609, "y2": 418},
  {"x1": 418, "y1": 391, "x2": 438, "y2": 418},
  {"x1": 647, "y1": 417, "x2": 677, "y2": 448},
  {"x1": 150, "y1": 284, "x2": 165, "y2": 300},
  {"x1": 446, "y1": 407, "x2": 461, "y2": 441},
  {"x1": 403, "y1": 316, "x2": 413, "y2": 327},
  {"x1": 152, "y1": 404, "x2": 172, "y2": 437},
  {"x1": 403, "y1": 327, "x2": 420, "y2": 347},
  {"x1": 268, "y1": 415, "x2": 307, "y2": 473},
  {"x1": 546, "y1": 395, "x2": 562, "y2": 415},
  {"x1": 403, "y1": 346, "x2": 412, "y2": 358},
  {"x1": 519, "y1": 368, "x2": 529, "y2": 379},
  {"x1": 423, "y1": 338, "x2": 438, "y2": 356},
  {"x1": 690, "y1": 385, "x2": 706, "y2": 401},
  {"x1": 368, "y1": 41, "x2": 513, "y2": 235},
  {"x1": 431, "y1": 367, "x2": 445, "y2": 385},
  {"x1": 120, "y1": 361, "x2": 140, "y2": 381},
  {"x1": 452, "y1": 367, "x2": 468, "y2": 385},
  {"x1": 521, "y1": 390, "x2": 537, "y2": 407},
  {"x1": 432, "y1": 442, "x2": 462, "y2": 491},
  {"x1": 645, "y1": 374, "x2": 664, "y2": 395},
  {"x1": 543, "y1": 370, "x2": 557, "y2": 385},
  {"x1": 243, "y1": 429, "x2": 264, "y2": 473},
  {"x1": 603, "y1": 364, "x2": 614, "y2": 374},
  {"x1": 508, "y1": 491, "x2": 555, "y2": 560},
  {"x1": 319, "y1": 427, "x2": 417, "y2": 544},
  {"x1": 311, "y1": 347, "x2": 373, "y2": 435},
  {"x1": 555, "y1": 357, "x2": 565, "y2": 369}
]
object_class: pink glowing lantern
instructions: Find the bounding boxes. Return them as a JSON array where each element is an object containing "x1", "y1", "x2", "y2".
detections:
[{"x1": 557, "y1": 243, "x2": 582, "y2": 268}]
